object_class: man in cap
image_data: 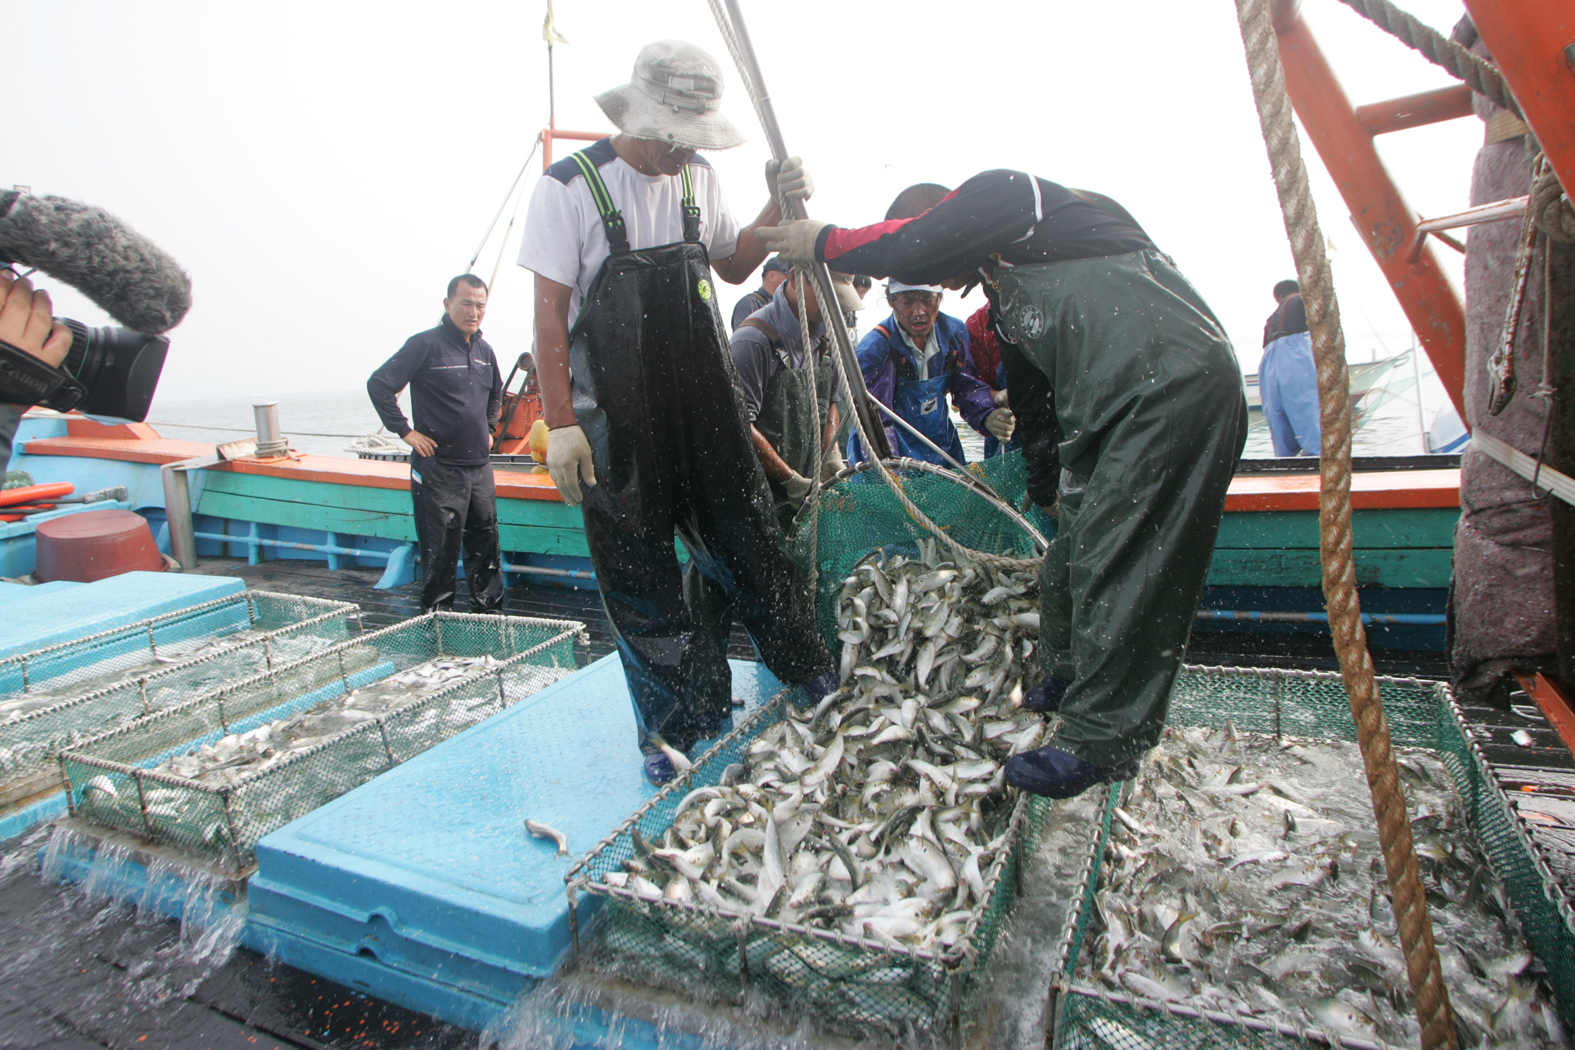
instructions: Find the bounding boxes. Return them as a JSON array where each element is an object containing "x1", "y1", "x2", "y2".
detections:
[
  {"x1": 759, "y1": 170, "x2": 1247, "y2": 800},
  {"x1": 731, "y1": 255, "x2": 792, "y2": 330},
  {"x1": 851, "y1": 277, "x2": 1012, "y2": 466},
  {"x1": 517, "y1": 40, "x2": 837, "y2": 785}
]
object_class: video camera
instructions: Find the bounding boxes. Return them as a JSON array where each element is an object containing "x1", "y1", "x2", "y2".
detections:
[{"x1": 0, "y1": 189, "x2": 191, "y2": 421}]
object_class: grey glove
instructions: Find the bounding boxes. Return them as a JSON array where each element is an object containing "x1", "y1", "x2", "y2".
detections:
[
  {"x1": 985, "y1": 407, "x2": 1017, "y2": 441},
  {"x1": 819, "y1": 444, "x2": 846, "y2": 482},
  {"x1": 781, "y1": 471, "x2": 814, "y2": 501},
  {"x1": 992, "y1": 388, "x2": 1011, "y2": 407},
  {"x1": 765, "y1": 157, "x2": 813, "y2": 202},
  {"x1": 546, "y1": 425, "x2": 598, "y2": 507},
  {"x1": 756, "y1": 219, "x2": 829, "y2": 265}
]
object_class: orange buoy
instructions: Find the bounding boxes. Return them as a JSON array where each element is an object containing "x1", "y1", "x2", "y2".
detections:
[
  {"x1": 0, "y1": 482, "x2": 73, "y2": 508},
  {"x1": 33, "y1": 509, "x2": 165, "y2": 583}
]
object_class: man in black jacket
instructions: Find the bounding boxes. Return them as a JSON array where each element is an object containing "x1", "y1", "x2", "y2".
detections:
[{"x1": 367, "y1": 275, "x2": 505, "y2": 613}]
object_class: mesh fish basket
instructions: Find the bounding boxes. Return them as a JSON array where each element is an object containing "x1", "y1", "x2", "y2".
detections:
[
  {"x1": 567, "y1": 690, "x2": 1072, "y2": 1042},
  {"x1": 789, "y1": 453, "x2": 1051, "y2": 649},
  {"x1": 59, "y1": 612, "x2": 586, "y2": 873},
  {"x1": 0, "y1": 591, "x2": 361, "y2": 811},
  {"x1": 1045, "y1": 666, "x2": 1575, "y2": 1050}
]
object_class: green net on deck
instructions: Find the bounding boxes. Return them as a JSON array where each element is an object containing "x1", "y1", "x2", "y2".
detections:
[
  {"x1": 60, "y1": 612, "x2": 585, "y2": 874},
  {"x1": 0, "y1": 591, "x2": 361, "y2": 812},
  {"x1": 1046, "y1": 668, "x2": 1575, "y2": 1049}
]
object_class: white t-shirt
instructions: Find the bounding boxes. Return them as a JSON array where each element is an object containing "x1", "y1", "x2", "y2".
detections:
[{"x1": 516, "y1": 139, "x2": 743, "y2": 320}]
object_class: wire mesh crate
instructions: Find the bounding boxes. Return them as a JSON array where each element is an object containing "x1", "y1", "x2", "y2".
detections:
[
  {"x1": 59, "y1": 612, "x2": 586, "y2": 873},
  {"x1": 1044, "y1": 665, "x2": 1575, "y2": 1050},
  {"x1": 565, "y1": 690, "x2": 1063, "y2": 1043},
  {"x1": 0, "y1": 591, "x2": 361, "y2": 810}
]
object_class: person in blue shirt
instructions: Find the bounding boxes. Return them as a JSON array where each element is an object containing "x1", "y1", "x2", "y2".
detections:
[
  {"x1": 850, "y1": 279, "x2": 1013, "y2": 465},
  {"x1": 1259, "y1": 279, "x2": 1321, "y2": 457}
]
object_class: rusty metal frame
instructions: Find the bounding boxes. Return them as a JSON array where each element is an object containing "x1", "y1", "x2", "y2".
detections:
[{"x1": 1270, "y1": 0, "x2": 1470, "y2": 421}]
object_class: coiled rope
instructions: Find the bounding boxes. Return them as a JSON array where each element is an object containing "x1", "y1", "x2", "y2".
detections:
[
  {"x1": 1331, "y1": 0, "x2": 1520, "y2": 119},
  {"x1": 1233, "y1": 0, "x2": 1456, "y2": 1047}
]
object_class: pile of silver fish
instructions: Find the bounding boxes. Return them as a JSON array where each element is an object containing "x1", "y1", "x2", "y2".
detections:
[
  {"x1": 1082, "y1": 725, "x2": 1568, "y2": 1048},
  {"x1": 602, "y1": 541, "x2": 1046, "y2": 959},
  {"x1": 76, "y1": 654, "x2": 572, "y2": 850},
  {"x1": 150, "y1": 655, "x2": 508, "y2": 785},
  {"x1": 0, "y1": 631, "x2": 335, "y2": 781}
]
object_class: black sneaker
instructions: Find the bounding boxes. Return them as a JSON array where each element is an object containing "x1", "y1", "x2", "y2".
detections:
[
  {"x1": 642, "y1": 752, "x2": 678, "y2": 786},
  {"x1": 1021, "y1": 677, "x2": 1069, "y2": 713},
  {"x1": 1004, "y1": 745, "x2": 1140, "y2": 799}
]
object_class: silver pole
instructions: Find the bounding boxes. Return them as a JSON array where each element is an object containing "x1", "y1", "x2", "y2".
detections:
[
  {"x1": 161, "y1": 463, "x2": 198, "y2": 570},
  {"x1": 253, "y1": 402, "x2": 288, "y2": 457},
  {"x1": 717, "y1": 0, "x2": 891, "y2": 459}
]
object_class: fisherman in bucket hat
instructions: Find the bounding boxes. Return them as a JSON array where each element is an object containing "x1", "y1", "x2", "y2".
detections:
[{"x1": 517, "y1": 40, "x2": 841, "y2": 786}]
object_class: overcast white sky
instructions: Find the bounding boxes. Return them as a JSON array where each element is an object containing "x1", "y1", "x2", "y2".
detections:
[{"x1": 6, "y1": 0, "x2": 1479, "y2": 413}]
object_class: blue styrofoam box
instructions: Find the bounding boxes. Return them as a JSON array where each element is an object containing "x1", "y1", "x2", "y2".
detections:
[
  {"x1": 0, "y1": 571, "x2": 245, "y2": 659},
  {"x1": 249, "y1": 656, "x2": 783, "y2": 1010}
]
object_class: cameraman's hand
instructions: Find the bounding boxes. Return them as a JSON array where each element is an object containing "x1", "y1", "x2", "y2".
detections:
[
  {"x1": 1, "y1": 271, "x2": 71, "y2": 366},
  {"x1": 402, "y1": 430, "x2": 437, "y2": 457},
  {"x1": 1, "y1": 271, "x2": 71, "y2": 411}
]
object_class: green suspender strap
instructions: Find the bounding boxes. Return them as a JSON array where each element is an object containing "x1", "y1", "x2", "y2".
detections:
[
  {"x1": 679, "y1": 165, "x2": 702, "y2": 243},
  {"x1": 572, "y1": 151, "x2": 630, "y2": 253}
]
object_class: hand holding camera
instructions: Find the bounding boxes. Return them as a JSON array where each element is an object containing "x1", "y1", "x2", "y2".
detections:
[
  {"x1": 0, "y1": 270, "x2": 71, "y2": 411},
  {"x1": 0, "y1": 190, "x2": 191, "y2": 420}
]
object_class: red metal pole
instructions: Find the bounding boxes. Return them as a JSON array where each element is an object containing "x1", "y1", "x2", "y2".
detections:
[
  {"x1": 1270, "y1": 2, "x2": 1469, "y2": 422},
  {"x1": 1463, "y1": 0, "x2": 1575, "y2": 200},
  {"x1": 1354, "y1": 84, "x2": 1473, "y2": 137}
]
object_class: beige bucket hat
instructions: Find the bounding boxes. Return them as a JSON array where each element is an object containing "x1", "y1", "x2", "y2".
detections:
[{"x1": 594, "y1": 40, "x2": 745, "y2": 151}]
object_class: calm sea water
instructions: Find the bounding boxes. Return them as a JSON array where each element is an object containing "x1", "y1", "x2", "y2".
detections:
[{"x1": 149, "y1": 352, "x2": 1449, "y2": 463}]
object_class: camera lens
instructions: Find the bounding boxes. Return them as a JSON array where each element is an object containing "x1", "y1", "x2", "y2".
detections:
[{"x1": 59, "y1": 320, "x2": 170, "y2": 422}]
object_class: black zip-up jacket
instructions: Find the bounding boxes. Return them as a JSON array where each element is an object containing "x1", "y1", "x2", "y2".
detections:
[{"x1": 367, "y1": 315, "x2": 503, "y2": 467}]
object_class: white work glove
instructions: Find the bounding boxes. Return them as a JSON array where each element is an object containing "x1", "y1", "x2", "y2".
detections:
[
  {"x1": 546, "y1": 425, "x2": 597, "y2": 507},
  {"x1": 992, "y1": 388, "x2": 1011, "y2": 407},
  {"x1": 984, "y1": 407, "x2": 1017, "y2": 442},
  {"x1": 765, "y1": 157, "x2": 813, "y2": 202},
  {"x1": 819, "y1": 445, "x2": 846, "y2": 482},
  {"x1": 780, "y1": 471, "x2": 814, "y2": 502},
  {"x1": 756, "y1": 219, "x2": 829, "y2": 265}
]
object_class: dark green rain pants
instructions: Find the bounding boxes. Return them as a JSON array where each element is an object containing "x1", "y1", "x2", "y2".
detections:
[{"x1": 993, "y1": 249, "x2": 1247, "y2": 765}]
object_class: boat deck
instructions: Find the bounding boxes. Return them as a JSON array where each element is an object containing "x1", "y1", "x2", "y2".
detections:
[{"x1": 0, "y1": 557, "x2": 1569, "y2": 1050}]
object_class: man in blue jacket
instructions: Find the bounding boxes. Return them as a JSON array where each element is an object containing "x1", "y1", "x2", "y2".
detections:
[
  {"x1": 367, "y1": 275, "x2": 504, "y2": 613},
  {"x1": 851, "y1": 279, "x2": 1013, "y2": 465}
]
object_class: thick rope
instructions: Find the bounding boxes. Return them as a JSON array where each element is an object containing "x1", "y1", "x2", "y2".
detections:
[
  {"x1": 1233, "y1": 1, "x2": 1456, "y2": 1047},
  {"x1": 1331, "y1": 0, "x2": 1521, "y2": 119}
]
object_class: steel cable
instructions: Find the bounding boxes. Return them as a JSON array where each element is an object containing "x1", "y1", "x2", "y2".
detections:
[{"x1": 1233, "y1": 0, "x2": 1457, "y2": 1046}]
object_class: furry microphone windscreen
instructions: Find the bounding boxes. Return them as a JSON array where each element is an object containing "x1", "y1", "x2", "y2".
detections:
[{"x1": 0, "y1": 191, "x2": 192, "y2": 335}]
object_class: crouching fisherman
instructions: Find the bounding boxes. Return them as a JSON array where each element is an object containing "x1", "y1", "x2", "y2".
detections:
[{"x1": 760, "y1": 169, "x2": 1247, "y2": 799}]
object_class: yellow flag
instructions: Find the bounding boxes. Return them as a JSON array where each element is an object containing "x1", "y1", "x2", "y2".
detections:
[{"x1": 543, "y1": 1, "x2": 569, "y2": 45}]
